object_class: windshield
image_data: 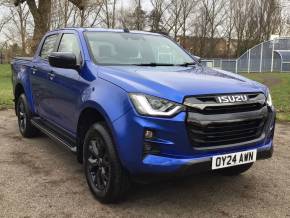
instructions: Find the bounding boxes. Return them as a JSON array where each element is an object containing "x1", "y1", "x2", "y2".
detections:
[{"x1": 84, "y1": 32, "x2": 195, "y2": 66}]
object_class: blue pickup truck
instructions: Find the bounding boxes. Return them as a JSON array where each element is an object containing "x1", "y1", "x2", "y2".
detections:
[{"x1": 11, "y1": 28, "x2": 275, "y2": 203}]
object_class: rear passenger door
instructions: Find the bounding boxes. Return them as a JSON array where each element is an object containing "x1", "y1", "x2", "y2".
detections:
[
  {"x1": 43, "y1": 32, "x2": 84, "y2": 134},
  {"x1": 31, "y1": 34, "x2": 59, "y2": 119}
]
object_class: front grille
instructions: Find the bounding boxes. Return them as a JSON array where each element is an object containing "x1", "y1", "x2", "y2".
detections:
[
  {"x1": 185, "y1": 93, "x2": 266, "y2": 115},
  {"x1": 185, "y1": 93, "x2": 268, "y2": 149},
  {"x1": 187, "y1": 118, "x2": 266, "y2": 148},
  {"x1": 189, "y1": 103, "x2": 263, "y2": 114}
]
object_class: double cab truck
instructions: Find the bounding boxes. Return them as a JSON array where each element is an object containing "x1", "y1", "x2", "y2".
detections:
[{"x1": 11, "y1": 28, "x2": 275, "y2": 203}]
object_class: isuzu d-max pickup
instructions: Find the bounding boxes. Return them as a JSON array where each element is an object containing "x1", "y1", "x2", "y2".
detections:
[{"x1": 11, "y1": 28, "x2": 275, "y2": 203}]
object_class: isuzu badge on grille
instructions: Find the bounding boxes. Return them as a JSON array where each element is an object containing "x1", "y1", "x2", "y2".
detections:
[{"x1": 216, "y1": 95, "x2": 248, "y2": 103}]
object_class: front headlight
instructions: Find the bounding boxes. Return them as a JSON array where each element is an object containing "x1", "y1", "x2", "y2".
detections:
[
  {"x1": 129, "y1": 93, "x2": 184, "y2": 117},
  {"x1": 267, "y1": 91, "x2": 273, "y2": 107}
]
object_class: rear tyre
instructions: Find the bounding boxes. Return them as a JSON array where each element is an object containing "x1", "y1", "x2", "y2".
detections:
[
  {"x1": 217, "y1": 163, "x2": 253, "y2": 176},
  {"x1": 84, "y1": 123, "x2": 130, "y2": 203},
  {"x1": 16, "y1": 94, "x2": 39, "y2": 138}
]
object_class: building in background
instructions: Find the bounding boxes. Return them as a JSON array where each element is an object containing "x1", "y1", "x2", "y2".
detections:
[{"x1": 177, "y1": 36, "x2": 238, "y2": 59}]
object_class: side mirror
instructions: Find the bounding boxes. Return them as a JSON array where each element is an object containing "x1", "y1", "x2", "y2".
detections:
[{"x1": 48, "y1": 52, "x2": 78, "y2": 70}]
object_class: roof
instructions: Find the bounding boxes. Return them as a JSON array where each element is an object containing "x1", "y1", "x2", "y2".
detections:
[{"x1": 47, "y1": 27, "x2": 161, "y2": 36}]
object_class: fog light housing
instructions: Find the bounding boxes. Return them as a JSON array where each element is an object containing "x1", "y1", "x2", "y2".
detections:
[
  {"x1": 144, "y1": 142, "x2": 152, "y2": 153},
  {"x1": 144, "y1": 129, "x2": 154, "y2": 139},
  {"x1": 143, "y1": 142, "x2": 160, "y2": 155}
]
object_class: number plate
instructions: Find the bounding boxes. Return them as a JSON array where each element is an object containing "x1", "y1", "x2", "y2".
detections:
[{"x1": 212, "y1": 150, "x2": 257, "y2": 170}]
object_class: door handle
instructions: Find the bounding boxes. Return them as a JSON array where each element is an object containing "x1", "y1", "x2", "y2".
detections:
[
  {"x1": 48, "y1": 72, "x2": 55, "y2": 80},
  {"x1": 31, "y1": 66, "x2": 37, "y2": 75}
]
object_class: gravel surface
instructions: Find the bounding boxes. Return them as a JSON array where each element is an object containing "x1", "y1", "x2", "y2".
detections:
[{"x1": 0, "y1": 109, "x2": 289, "y2": 218}]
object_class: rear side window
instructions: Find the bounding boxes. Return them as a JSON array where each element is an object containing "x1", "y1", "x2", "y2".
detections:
[{"x1": 40, "y1": 34, "x2": 58, "y2": 59}]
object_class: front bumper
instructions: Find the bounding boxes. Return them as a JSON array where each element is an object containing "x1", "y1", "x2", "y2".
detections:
[
  {"x1": 112, "y1": 106, "x2": 275, "y2": 175},
  {"x1": 140, "y1": 140, "x2": 273, "y2": 175}
]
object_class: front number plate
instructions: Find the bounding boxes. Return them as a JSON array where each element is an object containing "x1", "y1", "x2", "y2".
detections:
[{"x1": 212, "y1": 150, "x2": 257, "y2": 170}]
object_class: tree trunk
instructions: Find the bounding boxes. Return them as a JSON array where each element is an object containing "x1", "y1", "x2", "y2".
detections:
[
  {"x1": 112, "y1": 0, "x2": 116, "y2": 28},
  {"x1": 24, "y1": 0, "x2": 52, "y2": 54},
  {"x1": 80, "y1": 8, "x2": 85, "y2": 26},
  {"x1": 14, "y1": 0, "x2": 86, "y2": 54}
]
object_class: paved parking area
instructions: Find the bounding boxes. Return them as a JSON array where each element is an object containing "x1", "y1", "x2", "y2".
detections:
[{"x1": 0, "y1": 109, "x2": 289, "y2": 218}]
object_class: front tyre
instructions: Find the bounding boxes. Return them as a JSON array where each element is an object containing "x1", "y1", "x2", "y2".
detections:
[
  {"x1": 217, "y1": 163, "x2": 253, "y2": 176},
  {"x1": 16, "y1": 94, "x2": 39, "y2": 138},
  {"x1": 84, "y1": 123, "x2": 130, "y2": 203}
]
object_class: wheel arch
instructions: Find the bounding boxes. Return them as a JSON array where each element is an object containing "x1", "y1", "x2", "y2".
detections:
[
  {"x1": 76, "y1": 102, "x2": 117, "y2": 164},
  {"x1": 14, "y1": 83, "x2": 25, "y2": 114},
  {"x1": 14, "y1": 80, "x2": 35, "y2": 115}
]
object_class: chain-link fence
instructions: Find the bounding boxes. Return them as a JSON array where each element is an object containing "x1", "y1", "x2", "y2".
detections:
[
  {"x1": 201, "y1": 37, "x2": 290, "y2": 73},
  {"x1": 201, "y1": 59, "x2": 237, "y2": 73}
]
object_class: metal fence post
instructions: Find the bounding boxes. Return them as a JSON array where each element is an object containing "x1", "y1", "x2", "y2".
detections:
[
  {"x1": 271, "y1": 39, "x2": 275, "y2": 72},
  {"x1": 248, "y1": 49, "x2": 251, "y2": 73},
  {"x1": 260, "y1": 44, "x2": 263, "y2": 72}
]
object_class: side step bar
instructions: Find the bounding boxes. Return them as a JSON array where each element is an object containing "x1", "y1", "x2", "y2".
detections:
[{"x1": 31, "y1": 118, "x2": 77, "y2": 152}]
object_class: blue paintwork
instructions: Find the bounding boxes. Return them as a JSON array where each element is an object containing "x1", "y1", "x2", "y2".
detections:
[
  {"x1": 141, "y1": 141, "x2": 273, "y2": 173},
  {"x1": 11, "y1": 28, "x2": 275, "y2": 175}
]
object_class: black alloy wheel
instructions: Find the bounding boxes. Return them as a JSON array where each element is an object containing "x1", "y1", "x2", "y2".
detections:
[
  {"x1": 18, "y1": 99, "x2": 27, "y2": 133},
  {"x1": 84, "y1": 123, "x2": 130, "y2": 203},
  {"x1": 86, "y1": 136, "x2": 111, "y2": 192},
  {"x1": 16, "y1": 94, "x2": 38, "y2": 137}
]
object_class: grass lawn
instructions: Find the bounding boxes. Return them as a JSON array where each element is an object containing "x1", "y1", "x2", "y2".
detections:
[
  {"x1": 0, "y1": 64, "x2": 13, "y2": 110},
  {"x1": 241, "y1": 73, "x2": 290, "y2": 122},
  {"x1": 0, "y1": 63, "x2": 289, "y2": 121}
]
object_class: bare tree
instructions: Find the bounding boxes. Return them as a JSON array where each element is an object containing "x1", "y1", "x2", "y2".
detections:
[
  {"x1": 51, "y1": 0, "x2": 76, "y2": 29},
  {"x1": 0, "y1": 15, "x2": 10, "y2": 34},
  {"x1": 259, "y1": 0, "x2": 282, "y2": 40},
  {"x1": 0, "y1": 0, "x2": 14, "y2": 34},
  {"x1": 79, "y1": 1, "x2": 103, "y2": 27},
  {"x1": 222, "y1": 0, "x2": 235, "y2": 57},
  {"x1": 203, "y1": 0, "x2": 226, "y2": 57},
  {"x1": 116, "y1": 8, "x2": 131, "y2": 29},
  {"x1": 14, "y1": 0, "x2": 52, "y2": 53},
  {"x1": 149, "y1": 0, "x2": 170, "y2": 32},
  {"x1": 0, "y1": 1, "x2": 32, "y2": 55},
  {"x1": 0, "y1": 0, "x2": 282, "y2": 58},
  {"x1": 166, "y1": 0, "x2": 182, "y2": 39},
  {"x1": 12, "y1": 3, "x2": 31, "y2": 55},
  {"x1": 233, "y1": 0, "x2": 250, "y2": 56},
  {"x1": 100, "y1": 0, "x2": 117, "y2": 28},
  {"x1": 132, "y1": 0, "x2": 146, "y2": 30},
  {"x1": 193, "y1": 1, "x2": 210, "y2": 56},
  {"x1": 14, "y1": 0, "x2": 102, "y2": 53},
  {"x1": 180, "y1": 0, "x2": 196, "y2": 44},
  {"x1": 53, "y1": 1, "x2": 103, "y2": 28}
]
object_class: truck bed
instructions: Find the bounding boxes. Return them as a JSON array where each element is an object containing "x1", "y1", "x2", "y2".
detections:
[{"x1": 13, "y1": 57, "x2": 33, "y2": 61}]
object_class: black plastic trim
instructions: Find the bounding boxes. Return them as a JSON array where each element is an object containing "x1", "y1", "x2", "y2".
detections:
[
  {"x1": 133, "y1": 146, "x2": 273, "y2": 182},
  {"x1": 31, "y1": 117, "x2": 77, "y2": 152}
]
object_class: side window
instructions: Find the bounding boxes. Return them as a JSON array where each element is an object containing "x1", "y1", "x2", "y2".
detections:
[
  {"x1": 58, "y1": 34, "x2": 81, "y2": 63},
  {"x1": 40, "y1": 34, "x2": 58, "y2": 59}
]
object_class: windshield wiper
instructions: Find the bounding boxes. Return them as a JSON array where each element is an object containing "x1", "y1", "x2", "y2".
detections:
[
  {"x1": 176, "y1": 62, "x2": 197, "y2": 67},
  {"x1": 131, "y1": 62, "x2": 197, "y2": 67},
  {"x1": 133, "y1": 63, "x2": 175, "y2": 67}
]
